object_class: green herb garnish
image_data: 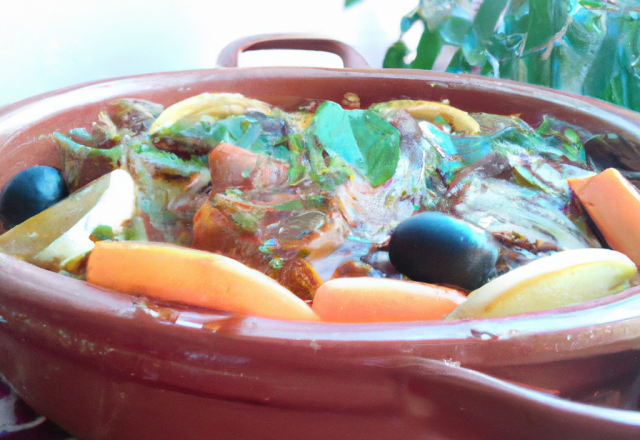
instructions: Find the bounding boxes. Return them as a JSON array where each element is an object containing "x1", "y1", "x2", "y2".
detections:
[{"x1": 304, "y1": 101, "x2": 401, "y2": 188}]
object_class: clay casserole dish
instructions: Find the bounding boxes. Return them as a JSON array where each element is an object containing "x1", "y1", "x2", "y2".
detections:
[{"x1": 2, "y1": 36, "x2": 640, "y2": 439}]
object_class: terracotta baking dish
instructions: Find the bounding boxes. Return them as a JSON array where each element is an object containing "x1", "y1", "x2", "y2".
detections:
[{"x1": 2, "y1": 35, "x2": 640, "y2": 439}]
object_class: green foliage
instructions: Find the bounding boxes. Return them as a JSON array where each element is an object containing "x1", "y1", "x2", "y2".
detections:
[
  {"x1": 473, "y1": 0, "x2": 509, "y2": 42},
  {"x1": 54, "y1": 132, "x2": 123, "y2": 165},
  {"x1": 536, "y1": 116, "x2": 589, "y2": 163},
  {"x1": 130, "y1": 143, "x2": 206, "y2": 177},
  {"x1": 383, "y1": 41, "x2": 409, "y2": 68},
  {"x1": 523, "y1": 0, "x2": 568, "y2": 52},
  {"x1": 90, "y1": 225, "x2": 115, "y2": 241},
  {"x1": 411, "y1": 25, "x2": 442, "y2": 70},
  {"x1": 286, "y1": 134, "x2": 306, "y2": 185},
  {"x1": 231, "y1": 211, "x2": 260, "y2": 234},
  {"x1": 303, "y1": 101, "x2": 401, "y2": 188},
  {"x1": 173, "y1": 114, "x2": 290, "y2": 160},
  {"x1": 385, "y1": 0, "x2": 640, "y2": 112}
]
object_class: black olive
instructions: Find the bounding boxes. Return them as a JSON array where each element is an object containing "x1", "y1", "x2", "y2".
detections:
[
  {"x1": 0, "y1": 166, "x2": 69, "y2": 229},
  {"x1": 389, "y1": 212, "x2": 499, "y2": 291}
]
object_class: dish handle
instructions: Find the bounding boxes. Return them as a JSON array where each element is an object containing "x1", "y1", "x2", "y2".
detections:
[
  {"x1": 217, "y1": 34, "x2": 370, "y2": 69},
  {"x1": 369, "y1": 356, "x2": 640, "y2": 438}
]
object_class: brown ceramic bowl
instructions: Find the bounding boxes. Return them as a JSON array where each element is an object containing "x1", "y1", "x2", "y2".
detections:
[{"x1": 2, "y1": 35, "x2": 640, "y2": 439}]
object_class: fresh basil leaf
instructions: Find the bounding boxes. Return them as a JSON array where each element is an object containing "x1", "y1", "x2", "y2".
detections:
[
  {"x1": 535, "y1": 116, "x2": 590, "y2": 163},
  {"x1": 131, "y1": 143, "x2": 206, "y2": 177},
  {"x1": 286, "y1": 134, "x2": 306, "y2": 185},
  {"x1": 272, "y1": 199, "x2": 305, "y2": 211},
  {"x1": 305, "y1": 139, "x2": 353, "y2": 190},
  {"x1": 305, "y1": 101, "x2": 400, "y2": 188},
  {"x1": 348, "y1": 111, "x2": 401, "y2": 187},
  {"x1": 163, "y1": 113, "x2": 290, "y2": 160},
  {"x1": 231, "y1": 212, "x2": 260, "y2": 234},
  {"x1": 210, "y1": 114, "x2": 288, "y2": 157}
]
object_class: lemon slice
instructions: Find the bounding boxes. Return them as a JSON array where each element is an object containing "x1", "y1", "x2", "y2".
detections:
[
  {"x1": 371, "y1": 100, "x2": 480, "y2": 135},
  {"x1": 148, "y1": 93, "x2": 272, "y2": 135},
  {"x1": 0, "y1": 169, "x2": 136, "y2": 271},
  {"x1": 446, "y1": 249, "x2": 637, "y2": 320}
]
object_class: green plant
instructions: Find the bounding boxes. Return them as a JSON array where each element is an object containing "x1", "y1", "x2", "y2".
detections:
[{"x1": 368, "y1": 0, "x2": 640, "y2": 112}]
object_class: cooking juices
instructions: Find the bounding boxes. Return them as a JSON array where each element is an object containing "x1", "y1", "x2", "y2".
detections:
[{"x1": 0, "y1": 93, "x2": 637, "y2": 321}]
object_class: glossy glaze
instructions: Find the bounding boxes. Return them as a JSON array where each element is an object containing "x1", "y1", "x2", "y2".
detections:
[{"x1": 2, "y1": 63, "x2": 640, "y2": 439}]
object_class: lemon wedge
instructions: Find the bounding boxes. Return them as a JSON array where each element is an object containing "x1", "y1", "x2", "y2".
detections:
[
  {"x1": 0, "y1": 169, "x2": 136, "y2": 272},
  {"x1": 371, "y1": 100, "x2": 480, "y2": 135},
  {"x1": 148, "y1": 93, "x2": 271, "y2": 135},
  {"x1": 446, "y1": 249, "x2": 637, "y2": 320}
]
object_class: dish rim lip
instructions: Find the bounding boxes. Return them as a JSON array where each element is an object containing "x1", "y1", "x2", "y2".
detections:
[
  {"x1": 1, "y1": 65, "x2": 640, "y2": 343},
  {"x1": 2, "y1": 64, "x2": 640, "y2": 119}
]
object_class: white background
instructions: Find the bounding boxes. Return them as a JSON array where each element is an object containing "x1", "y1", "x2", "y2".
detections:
[{"x1": 0, "y1": 0, "x2": 422, "y2": 107}]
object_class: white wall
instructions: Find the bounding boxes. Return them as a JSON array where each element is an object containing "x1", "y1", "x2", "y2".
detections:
[{"x1": 0, "y1": 0, "x2": 420, "y2": 107}]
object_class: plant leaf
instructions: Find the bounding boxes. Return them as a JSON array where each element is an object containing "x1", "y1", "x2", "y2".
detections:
[
  {"x1": 524, "y1": 0, "x2": 569, "y2": 52},
  {"x1": 383, "y1": 41, "x2": 409, "y2": 68},
  {"x1": 439, "y1": 16, "x2": 473, "y2": 46},
  {"x1": 385, "y1": 0, "x2": 640, "y2": 113},
  {"x1": 473, "y1": 0, "x2": 509, "y2": 42},
  {"x1": 345, "y1": 0, "x2": 363, "y2": 7},
  {"x1": 286, "y1": 134, "x2": 306, "y2": 185},
  {"x1": 401, "y1": 7, "x2": 421, "y2": 33},
  {"x1": 555, "y1": 7, "x2": 605, "y2": 94},
  {"x1": 410, "y1": 25, "x2": 442, "y2": 70},
  {"x1": 305, "y1": 101, "x2": 400, "y2": 188},
  {"x1": 170, "y1": 114, "x2": 290, "y2": 160},
  {"x1": 446, "y1": 48, "x2": 473, "y2": 73},
  {"x1": 462, "y1": 29, "x2": 486, "y2": 66}
]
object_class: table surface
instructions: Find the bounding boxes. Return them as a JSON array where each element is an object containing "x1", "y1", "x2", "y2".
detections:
[{"x1": 0, "y1": 380, "x2": 72, "y2": 440}]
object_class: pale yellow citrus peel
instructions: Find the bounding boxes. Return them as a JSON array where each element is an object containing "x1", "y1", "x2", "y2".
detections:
[
  {"x1": 372, "y1": 99, "x2": 480, "y2": 135},
  {"x1": 0, "y1": 170, "x2": 136, "y2": 273},
  {"x1": 148, "y1": 93, "x2": 271, "y2": 135},
  {"x1": 446, "y1": 249, "x2": 637, "y2": 320}
]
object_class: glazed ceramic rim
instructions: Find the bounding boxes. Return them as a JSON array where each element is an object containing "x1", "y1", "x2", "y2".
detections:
[{"x1": 1, "y1": 66, "x2": 640, "y2": 343}]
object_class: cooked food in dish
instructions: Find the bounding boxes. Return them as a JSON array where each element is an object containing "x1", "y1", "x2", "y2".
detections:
[{"x1": 0, "y1": 93, "x2": 637, "y2": 321}]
